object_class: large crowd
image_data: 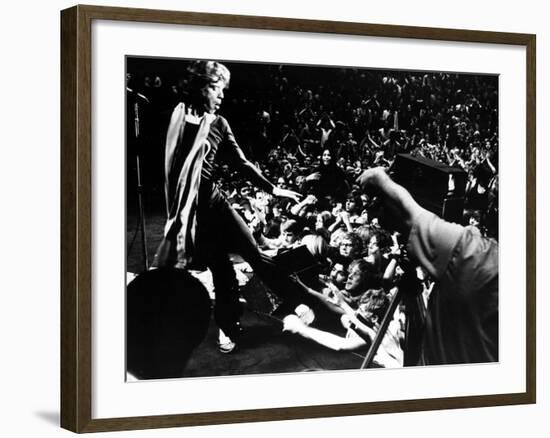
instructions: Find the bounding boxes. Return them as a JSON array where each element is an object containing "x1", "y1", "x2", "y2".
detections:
[{"x1": 128, "y1": 61, "x2": 499, "y2": 368}]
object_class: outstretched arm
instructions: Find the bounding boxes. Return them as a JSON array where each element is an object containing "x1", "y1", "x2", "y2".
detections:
[
  {"x1": 292, "y1": 275, "x2": 347, "y2": 315},
  {"x1": 223, "y1": 118, "x2": 302, "y2": 203},
  {"x1": 283, "y1": 315, "x2": 366, "y2": 351},
  {"x1": 290, "y1": 194, "x2": 317, "y2": 216}
]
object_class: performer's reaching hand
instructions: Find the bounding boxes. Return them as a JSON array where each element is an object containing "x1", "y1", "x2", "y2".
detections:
[{"x1": 272, "y1": 187, "x2": 303, "y2": 203}]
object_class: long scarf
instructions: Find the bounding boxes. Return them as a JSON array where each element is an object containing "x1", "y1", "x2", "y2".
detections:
[{"x1": 153, "y1": 103, "x2": 216, "y2": 268}]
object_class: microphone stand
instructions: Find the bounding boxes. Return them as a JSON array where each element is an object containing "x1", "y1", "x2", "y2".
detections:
[
  {"x1": 128, "y1": 88, "x2": 150, "y2": 271},
  {"x1": 360, "y1": 287, "x2": 403, "y2": 369},
  {"x1": 360, "y1": 258, "x2": 425, "y2": 369}
]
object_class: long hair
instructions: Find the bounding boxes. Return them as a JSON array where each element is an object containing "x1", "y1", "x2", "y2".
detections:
[
  {"x1": 301, "y1": 234, "x2": 329, "y2": 261},
  {"x1": 348, "y1": 258, "x2": 381, "y2": 290},
  {"x1": 358, "y1": 288, "x2": 389, "y2": 323}
]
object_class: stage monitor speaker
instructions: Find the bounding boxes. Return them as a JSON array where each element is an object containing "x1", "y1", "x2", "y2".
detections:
[
  {"x1": 240, "y1": 275, "x2": 282, "y2": 315},
  {"x1": 392, "y1": 153, "x2": 467, "y2": 223},
  {"x1": 126, "y1": 267, "x2": 212, "y2": 380},
  {"x1": 241, "y1": 245, "x2": 319, "y2": 315},
  {"x1": 273, "y1": 245, "x2": 319, "y2": 275}
]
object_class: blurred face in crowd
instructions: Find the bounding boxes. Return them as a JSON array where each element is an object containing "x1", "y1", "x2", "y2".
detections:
[
  {"x1": 282, "y1": 230, "x2": 297, "y2": 246},
  {"x1": 255, "y1": 191, "x2": 268, "y2": 208},
  {"x1": 367, "y1": 235, "x2": 379, "y2": 257},
  {"x1": 322, "y1": 149, "x2": 332, "y2": 166},
  {"x1": 315, "y1": 214, "x2": 325, "y2": 230},
  {"x1": 330, "y1": 263, "x2": 347, "y2": 289},
  {"x1": 339, "y1": 238, "x2": 354, "y2": 258},
  {"x1": 345, "y1": 264, "x2": 366, "y2": 295},
  {"x1": 200, "y1": 80, "x2": 225, "y2": 114},
  {"x1": 345, "y1": 198, "x2": 357, "y2": 213},
  {"x1": 277, "y1": 177, "x2": 287, "y2": 189}
]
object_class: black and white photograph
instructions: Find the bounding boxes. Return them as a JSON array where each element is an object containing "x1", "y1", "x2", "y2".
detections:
[{"x1": 125, "y1": 57, "x2": 499, "y2": 381}]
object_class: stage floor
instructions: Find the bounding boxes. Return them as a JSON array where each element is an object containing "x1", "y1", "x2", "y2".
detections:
[
  {"x1": 127, "y1": 196, "x2": 370, "y2": 379},
  {"x1": 182, "y1": 308, "x2": 366, "y2": 378}
]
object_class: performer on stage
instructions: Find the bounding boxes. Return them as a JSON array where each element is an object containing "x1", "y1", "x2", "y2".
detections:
[{"x1": 153, "y1": 60, "x2": 304, "y2": 352}]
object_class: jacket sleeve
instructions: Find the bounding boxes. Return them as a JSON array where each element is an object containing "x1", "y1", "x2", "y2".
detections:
[{"x1": 406, "y1": 209, "x2": 463, "y2": 280}]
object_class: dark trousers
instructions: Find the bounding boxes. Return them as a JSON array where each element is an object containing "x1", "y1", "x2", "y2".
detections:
[{"x1": 196, "y1": 189, "x2": 304, "y2": 338}]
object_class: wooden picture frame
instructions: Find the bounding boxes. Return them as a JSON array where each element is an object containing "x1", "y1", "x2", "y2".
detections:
[{"x1": 61, "y1": 4, "x2": 536, "y2": 433}]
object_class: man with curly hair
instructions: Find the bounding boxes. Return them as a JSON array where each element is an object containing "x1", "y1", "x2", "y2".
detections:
[{"x1": 153, "y1": 60, "x2": 303, "y2": 352}]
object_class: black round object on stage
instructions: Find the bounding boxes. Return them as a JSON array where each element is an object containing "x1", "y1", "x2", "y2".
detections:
[{"x1": 126, "y1": 267, "x2": 212, "y2": 380}]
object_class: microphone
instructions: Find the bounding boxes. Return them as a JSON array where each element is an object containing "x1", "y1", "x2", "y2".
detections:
[{"x1": 126, "y1": 87, "x2": 150, "y2": 103}]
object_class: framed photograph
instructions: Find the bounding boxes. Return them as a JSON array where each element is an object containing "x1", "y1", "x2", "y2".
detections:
[{"x1": 61, "y1": 4, "x2": 536, "y2": 433}]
